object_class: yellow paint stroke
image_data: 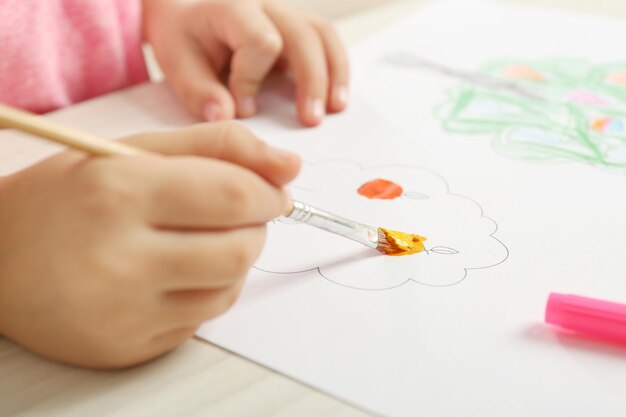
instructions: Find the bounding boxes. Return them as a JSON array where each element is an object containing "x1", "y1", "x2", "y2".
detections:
[{"x1": 379, "y1": 228, "x2": 427, "y2": 257}]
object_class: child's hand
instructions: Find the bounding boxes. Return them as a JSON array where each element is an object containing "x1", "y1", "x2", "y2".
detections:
[
  {"x1": 0, "y1": 123, "x2": 300, "y2": 369},
  {"x1": 143, "y1": 0, "x2": 349, "y2": 126}
]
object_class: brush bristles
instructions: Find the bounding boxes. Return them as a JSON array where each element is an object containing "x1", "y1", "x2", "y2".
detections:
[{"x1": 376, "y1": 227, "x2": 427, "y2": 257}]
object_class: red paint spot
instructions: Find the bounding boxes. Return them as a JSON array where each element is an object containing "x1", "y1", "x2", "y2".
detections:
[{"x1": 357, "y1": 179, "x2": 403, "y2": 200}]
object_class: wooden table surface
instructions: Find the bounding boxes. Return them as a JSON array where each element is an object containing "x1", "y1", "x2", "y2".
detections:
[{"x1": 2, "y1": 1, "x2": 626, "y2": 416}]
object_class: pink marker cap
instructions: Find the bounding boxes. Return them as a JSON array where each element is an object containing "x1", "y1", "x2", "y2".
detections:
[{"x1": 545, "y1": 292, "x2": 626, "y2": 345}]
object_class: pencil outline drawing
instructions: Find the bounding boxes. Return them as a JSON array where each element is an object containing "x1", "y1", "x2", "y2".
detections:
[{"x1": 254, "y1": 159, "x2": 509, "y2": 291}]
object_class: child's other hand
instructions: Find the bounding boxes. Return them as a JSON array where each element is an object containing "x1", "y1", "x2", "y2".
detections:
[
  {"x1": 0, "y1": 123, "x2": 300, "y2": 368},
  {"x1": 143, "y1": 0, "x2": 349, "y2": 127}
]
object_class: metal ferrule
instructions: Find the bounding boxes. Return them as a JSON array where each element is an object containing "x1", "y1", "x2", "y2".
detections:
[{"x1": 286, "y1": 200, "x2": 379, "y2": 249}]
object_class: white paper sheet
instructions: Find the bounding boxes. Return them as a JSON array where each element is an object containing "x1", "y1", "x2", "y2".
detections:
[
  {"x1": 2, "y1": 2, "x2": 625, "y2": 415},
  {"x1": 198, "y1": 1, "x2": 626, "y2": 416}
]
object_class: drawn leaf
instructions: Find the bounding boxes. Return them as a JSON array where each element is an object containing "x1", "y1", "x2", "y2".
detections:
[
  {"x1": 403, "y1": 191, "x2": 430, "y2": 200},
  {"x1": 429, "y1": 246, "x2": 460, "y2": 255}
]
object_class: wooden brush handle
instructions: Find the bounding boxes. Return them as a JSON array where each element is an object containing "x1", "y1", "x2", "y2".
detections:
[
  {"x1": 0, "y1": 104, "x2": 380, "y2": 245},
  {"x1": 0, "y1": 103, "x2": 144, "y2": 157}
]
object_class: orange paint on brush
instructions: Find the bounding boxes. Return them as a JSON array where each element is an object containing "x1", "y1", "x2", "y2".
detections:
[
  {"x1": 358, "y1": 179, "x2": 403, "y2": 200},
  {"x1": 378, "y1": 228, "x2": 427, "y2": 256},
  {"x1": 502, "y1": 65, "x2": 545, "y2": 82}
]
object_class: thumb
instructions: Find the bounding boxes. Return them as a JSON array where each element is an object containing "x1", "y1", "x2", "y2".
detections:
[
  {"x1": 166, "y1": 41, "x2": 236, "y2": 122},
  {"x1": 122, "y1": 122, "x2": 301, "y2": 187}
]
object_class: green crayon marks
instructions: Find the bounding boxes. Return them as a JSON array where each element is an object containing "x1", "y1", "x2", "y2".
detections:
[{"x1": 435, "y1": 59, "x2": 626, "y2": 171}]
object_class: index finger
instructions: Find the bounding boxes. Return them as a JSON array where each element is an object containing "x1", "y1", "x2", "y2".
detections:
[
  {"x1": 144, "y1": 157, "x2": 290, "y2": 229},
  {"x1": 217, "y1": 4, "x2": 284, "y2": 117},
  {"x1": 122, "y1": 122, "x2": 301, "y2": 188},
  {"x1": 264, "y1": 6, "x2": 329, "y2": 127}
]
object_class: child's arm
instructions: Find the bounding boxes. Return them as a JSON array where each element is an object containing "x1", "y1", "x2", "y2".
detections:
[
  {"x1": 0, "y1": 122, "x2": 300, "y2": 369},
  {"x1": 143, "y1": 0, "x2": 349, "y2": 127}
]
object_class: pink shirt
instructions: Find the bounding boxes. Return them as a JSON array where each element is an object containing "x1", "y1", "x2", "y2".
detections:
[{"x1": 0, "y1": 0, "x2": 149, "y2": 114}]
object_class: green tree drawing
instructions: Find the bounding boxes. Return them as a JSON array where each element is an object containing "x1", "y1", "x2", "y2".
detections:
[{"x1": 435, "y1": 59, "x2": 626, "y2": 171}]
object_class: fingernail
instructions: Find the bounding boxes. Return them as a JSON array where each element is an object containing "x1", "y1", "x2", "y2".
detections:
[
  {"x1": 333, "y1": 86, "x2": 349, "y2": 109},
  {"x1": 307, "y1": 98, "x2": 325, "y2": 124},
  {"x1": 203, "y1": 102, "x2": 222, "y2": 122},
  {"x1": 237, "y1": 96, "x2": 257, "y2": 118}
]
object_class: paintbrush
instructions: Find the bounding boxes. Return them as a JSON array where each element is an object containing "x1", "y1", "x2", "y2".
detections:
[
  {"x1": 286, "y1": 200, "x2": 424, "y2": 256},
  {"x1": 0, "y1": 103, "x2": 425, "y2": 256}
]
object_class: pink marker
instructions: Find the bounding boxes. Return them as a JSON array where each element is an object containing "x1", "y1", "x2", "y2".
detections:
[{"x1": 545, "y1": 292, "x2": 626, "y2": 345}]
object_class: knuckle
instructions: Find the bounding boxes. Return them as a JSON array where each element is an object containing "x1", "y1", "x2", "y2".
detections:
[
  {"x1": 309, "y1": 69, "x2": 329, "y2": 87},
  {"x1": 168, "y1": 68, "x2": 204, "y2": 102},
  {"x1": 85, "y1": 248, "x2": 144, "y2": 296},
  {"x1": 96, "y1": 251, "x2": 136, "y2": 285},
  {"x1": 174, "y1": 82, "x2": 198, "y2": 106},
  {"x1": 299, "y1": 63, "x2": 329, "y2": 92},
  {"x1": 312, "y1": 15, "x2": 334, "y2": 32},
  {"x1": 229, "y1": 242, "x2": 257, "y2": 277},
  {"x1": 211, "y1": 121, "x2": 246, "y2": 155},
  {"x1": 250, "y1": 134, "x2": 268, "y2": 155},
  {"x1": 214, "y1": 120, "x2": 265, "y2": 156},
  {"x1": 249, "y1": 32, "x2": 283, "y2": 57},
  {"x1": 221, "y1": 177, "x2": 252, "y2": 216},
  {"x1": 184, "y1": 124, "x2": 221, "y2": 156},
  {"x1": 218, "y1": 120, "x2": 248, "y2": 137},
  {"x1": 164, "y1": 251, "x2": 196, "y2": 278},
  {"x1": 78, "y1": 164, "x2": 139, "y2": 217}
]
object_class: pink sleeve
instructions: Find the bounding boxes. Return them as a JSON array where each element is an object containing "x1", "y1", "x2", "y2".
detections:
[{"x1": 0, "y1": 0, "x2": 149, "y2": 114}]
